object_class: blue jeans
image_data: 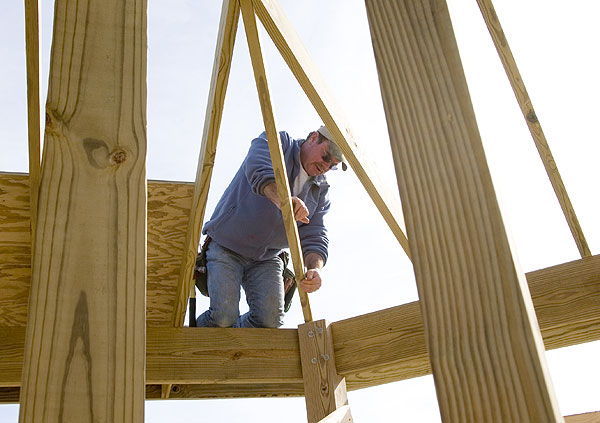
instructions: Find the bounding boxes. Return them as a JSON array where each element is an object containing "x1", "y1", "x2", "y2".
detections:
[{"x1": 195, "y1": 241, "x2": 285, "y2": 328}]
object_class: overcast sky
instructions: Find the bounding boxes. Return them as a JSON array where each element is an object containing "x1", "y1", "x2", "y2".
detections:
[{"x1": 1, "y1": 0, "x2": 599, "y2": 421}]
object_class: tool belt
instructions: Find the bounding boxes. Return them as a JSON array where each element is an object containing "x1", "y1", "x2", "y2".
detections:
[{"x1": 194, "y1": 237, "x2": 297, "y2": 313}]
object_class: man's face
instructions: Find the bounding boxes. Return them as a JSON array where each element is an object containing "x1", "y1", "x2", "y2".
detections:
[{"x1": 300, "y1": 133, "x2": 341, "y2": 176}]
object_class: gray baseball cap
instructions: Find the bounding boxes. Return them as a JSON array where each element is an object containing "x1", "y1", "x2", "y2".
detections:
[{"x1": 317, "y1": 125, "x2": 348, "y2": 171}]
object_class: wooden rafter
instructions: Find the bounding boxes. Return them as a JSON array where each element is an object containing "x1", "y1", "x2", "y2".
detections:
[
  {"x1": 171, "y1": 0, "x2": 241, "y2": 327},
  {"x1": 252, "y1": 0, "x2": 411, "y2": 260},
  {"x1": 24, "y1": 0, "x2": 41, "y2": 238},
  {"x1": 240, "y1": 0, "x2": 312, "y2": 321},
  {"x1": 477, "y1": 0, "x2": 591, "y2": 258}
]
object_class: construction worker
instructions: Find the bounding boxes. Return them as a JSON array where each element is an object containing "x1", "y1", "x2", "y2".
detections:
[{"x1": 195, "y1": 126, "x2": 347, "y2": 328}]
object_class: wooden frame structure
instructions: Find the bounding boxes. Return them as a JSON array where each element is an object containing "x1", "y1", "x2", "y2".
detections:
[{"x1": 2, "y1": 0, "x2": 598, "y2": 421}]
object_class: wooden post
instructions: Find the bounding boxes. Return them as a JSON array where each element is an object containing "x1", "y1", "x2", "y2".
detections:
[
  {"x1": 298, "y1": 320, "x2": 352, "y2": 423},
  {"x1": 365, "y1": 0, "x2": 563, "y2": 421},
  {"x1": 19, "y1": 0, "x2": 147, "y2": 421}
]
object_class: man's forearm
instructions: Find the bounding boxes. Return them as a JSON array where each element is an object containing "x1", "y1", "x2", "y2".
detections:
[
  {"x1": 304, "y1": 252, "x2": 324, "y2": 270},
  {"x1": 262, "y1": 182, "x2": 281, "y2": 208}
]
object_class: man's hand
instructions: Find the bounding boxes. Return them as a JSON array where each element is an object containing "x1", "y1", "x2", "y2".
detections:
[
  {"x1": 300, "y1": 268, "x2": 322, "y2": 293},
  {"x1": 291, "y1": 196, "x2": 309, "y2": 223},
  {"x1": 300, "y1": 252, "x2": 325, "y2": 293},
  {"x1": 263, "y1": 182, "x2": 309, "y2": 223}
]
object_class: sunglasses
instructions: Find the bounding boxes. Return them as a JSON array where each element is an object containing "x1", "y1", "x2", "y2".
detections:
[{"x1": 321, "y1": 150, "x2": 339, "y2": 171}]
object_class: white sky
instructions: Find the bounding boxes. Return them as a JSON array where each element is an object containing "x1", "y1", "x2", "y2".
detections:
[{"x1": 1, "y1": 0, "x2": 599, "y2": 421}]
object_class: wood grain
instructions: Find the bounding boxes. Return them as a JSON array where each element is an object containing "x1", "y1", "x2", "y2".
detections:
[
  {"x1": 24, "y1": 0, "x2": 41, "y2": 236},
  {"x1": 18, "y1": 0, "x2": 147, "y2": 420},
  {"x1": 252, "y1": 0, "x2": 411, "y2": 260},
  {"x1": 146, "y1": 383, "x2": 304, "y2": 399},
  {"x1": 1, "y1": 254, "x2": 598, "y2": 392},
  {"x1": 298, "y1": 320, "x2": 350, "y2": 423},
  {"x1": 476, "y1": 0, "x2": 590, "y2": 258},
  {"x1": 240, "y1": 0, "x2": 312, "y2": 321},
  {"x1": 147, "y1": 181, "x2": 194, "y2": 325},
  {"x1": 365, "y1": 0, "x2": 563, "y2": 421},
  {"x1": 565, "y1": 412, "x2": 600, "y2": 423},
  {"x1": 0, "y1": 173, "x2": 193, "y2": 327},
  {"x1": 146, "y1": 327, "x2": 303, "y2": 384},
  {"x1": 0, "y1": 174, "x2": 31, "y2": 327},
  {"x1": 171, "y1": 0, "x2": 241, "y2": 327},
  {"x1": 316, "y1": 406, "x2": 353, "y2": 423}
]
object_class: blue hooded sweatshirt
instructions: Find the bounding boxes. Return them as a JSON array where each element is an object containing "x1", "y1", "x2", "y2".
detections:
[{"x1": 202, "y1": 131, "x2": 330, "y2": 262}]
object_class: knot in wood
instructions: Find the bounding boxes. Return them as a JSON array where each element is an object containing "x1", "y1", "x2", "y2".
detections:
[
  {"x1": 111, "y1": 149, "x2": 128, "y2": 165},
  {"x1": 526, "y1": 110, "x2": 538, "y2": 124},
  {"x1": 171, "y1": 385, "x2": 180, "y2": 393}
]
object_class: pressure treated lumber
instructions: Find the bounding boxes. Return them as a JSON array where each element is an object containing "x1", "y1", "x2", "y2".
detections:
[
  {"x1": 24, "y1": 0, "x2": 41, "y2": 236},
  {"x1": 146, "y1": 383, "x2": 304, "y2": 399},
  {"x1": 0, "y1": 173, "x2": 193, "y2": 327},
  {"x1": 171, "y1": 0, "x2": 240, "y2": 328},
  {"x1": 2, "y1": 256, "x2": 598, "y2": 394},
  {"x1": 252, "y1": 0, "x2": 411, "y2": 260},
  {"x1": 564, "y1": 412, "x2": 600, "y2": 423},
  {"x1": 365, "y1": 0, "x2": 562, "y2": 421},
  {"x1": 476, "y1": 0, "x2": 590, "y2": 258},
  {"x1": 240, "y1": 0, "x2": 312, "y2": 321},
  {"x1": 146, "y1": 327, "x2": 303, "y2": 384},
  {"x1": 18, "y1": 0, "x2": 147, "y2": 420},
  {"x1": 298, "y1": 320, "x2": 351, "y2": 423},
  {"x1": 317, "y1": 406, "x2": 353, "y2": 423}
]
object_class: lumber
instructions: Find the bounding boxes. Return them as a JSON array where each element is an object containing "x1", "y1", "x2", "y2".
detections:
[
  {"x1": 334, "y1": 255, "x2": 600, "y2": 390},
  {"x1": 365, "y1": 0, "x2": 563, "y2": 421},
  {"x1": 476, "y1": 0, "x2": 590, "y2": 258},
  {"x1": 171, "y1": 0, "x2": 240, "y2": 327},
  {"x1": 146, "y1": 383, "x2": 304, "y2": 399},
  {"x1": 252, "y1": 0, "x2": 411, "y2": 260},
  {"x1": 240, "y1": 0, "x2": 312, "y2": 321},
  {"x1": 298, "y1": 320, "x2": 350, "y2": 423},
  {"x1": 565, "y1": 412, "x2": 600, "y2": 423},
  {"x1": 146, "y1": 327, "x2": 303, "y2": 384},
  {"x1": 317, "y1": 406, "x2": 353, "y2": 423},
  {"x1": 1, "y1": 256, "x2": 598, "y2": 395},
  {"x1": 24, "y1": 0, "x2": 41, "y2": 237},
  {"x1": 18, "y1": 0, "x2": 147, "y2": 420},
  {"x1": 0, "y1": 173, "x2": 193, "y2": 327}
]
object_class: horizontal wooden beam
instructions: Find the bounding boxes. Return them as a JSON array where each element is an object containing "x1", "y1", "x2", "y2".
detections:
[
  {"x1": 0, "y1": 172, "x2": 193, "y2": 326},
  {"x1": 146, "y1": 383, "x2": 303, "y2": 399},
  {"x1": 334, "y1": 254, "x2": 600, "y2": 389},
  {"x1": 564, "y1": 412, "x2": 600, "y2": 423},
  {"x1": 1, "y1": 255, "x2": 598, "y2": 395},
  {"x1": 146, "y1": 327, "x2": 303, "y2": 384}
]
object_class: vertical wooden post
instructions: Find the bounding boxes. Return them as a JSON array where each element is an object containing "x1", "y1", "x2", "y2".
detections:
[
  {"x1": 365, "y1": 0, "x2": 563, "y2": 421},
  {"x1": 19, "y1": 0, "x2": 147, "y2": 421},
  {"x1": 298, "y1": 320, "x2": 352, "y2": 423}
]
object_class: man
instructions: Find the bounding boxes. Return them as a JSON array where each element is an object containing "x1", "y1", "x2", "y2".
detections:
[{"x1": 196, "y1": 125, "x2": 347, "y2": 328}]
